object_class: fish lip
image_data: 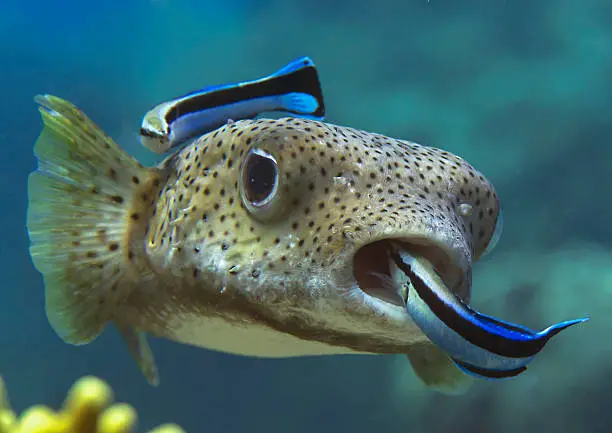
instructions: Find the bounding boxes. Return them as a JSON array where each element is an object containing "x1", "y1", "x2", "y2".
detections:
[{"x1": 352, "y1": 238, "x2": 467, "y2": 307}]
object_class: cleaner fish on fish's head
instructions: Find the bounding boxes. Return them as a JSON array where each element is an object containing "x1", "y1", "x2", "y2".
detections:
[{"x1": 139, "y1": 56, "x2": 325, "y2": 154}]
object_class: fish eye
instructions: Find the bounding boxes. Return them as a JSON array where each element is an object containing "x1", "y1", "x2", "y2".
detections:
[
  {"x1": 242, "y1": 148, "x2": 278, "y2": 204},
  {"x1": 482, "y1": 208, "x2": 503, "y2": 257},
  {"x1": 240, "y1": 148, "x2": 282, "y2": 220}
]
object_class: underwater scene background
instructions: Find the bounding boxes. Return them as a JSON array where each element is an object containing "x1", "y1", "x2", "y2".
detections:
[{"x1": 1, "y1": 0, "x2": 611, "y2": 432}]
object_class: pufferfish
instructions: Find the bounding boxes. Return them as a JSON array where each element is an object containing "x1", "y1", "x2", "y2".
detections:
[{"x1": 26, "y1": 94, "x2": 580, "y2": 395}]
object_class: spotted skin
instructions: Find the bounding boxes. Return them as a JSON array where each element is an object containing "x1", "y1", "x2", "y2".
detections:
[
  {"x1": 128, "y1": 118, "x2": 500, "y2": 352},
  {"x1": 27, "y1": 96, "x2": 500, "y2": 389}
]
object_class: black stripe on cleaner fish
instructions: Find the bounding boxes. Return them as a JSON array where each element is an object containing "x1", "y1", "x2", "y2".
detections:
[
  {"x1": 139, "y1": 56, "x2": 325, "y2": 154},
  {"x1": 387, "y1": 246, "x2": 588, "y2": 380}
]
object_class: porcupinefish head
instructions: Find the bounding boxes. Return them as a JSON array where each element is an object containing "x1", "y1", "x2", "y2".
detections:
[{"x1": 141, "y1": 117, "x2": 501, "y2": 355}]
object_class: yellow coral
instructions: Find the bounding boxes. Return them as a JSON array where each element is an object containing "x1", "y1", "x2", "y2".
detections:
[{"x1": 0, "y1": 376, "x2": 184, "y2": 433}]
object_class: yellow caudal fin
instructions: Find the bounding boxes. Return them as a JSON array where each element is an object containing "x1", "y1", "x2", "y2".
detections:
[{"x1": 27, "y1": 95, "x2": 164, "y2": 345}]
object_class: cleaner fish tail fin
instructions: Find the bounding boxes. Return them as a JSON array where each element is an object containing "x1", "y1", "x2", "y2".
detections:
[
  {"x1": 270, "y1": 56, "x2": 325, "y2": 119},
  {"x1": 27, "y1": 94, "x2": 164, "y2": 347},
  {"x1": 536, "y1": 317, "x2": 589, "y2": 344}
]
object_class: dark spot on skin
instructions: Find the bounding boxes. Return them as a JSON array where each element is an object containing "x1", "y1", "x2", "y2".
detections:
[{"x1": 108, "y1": 243, "x2": 119, "y2": 251}]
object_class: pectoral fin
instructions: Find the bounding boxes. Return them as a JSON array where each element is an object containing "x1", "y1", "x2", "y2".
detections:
[
  {"x1": 406, "y1": 343, "x2": 473, "y2": 395},
  {"x1": 117, "y1": 324, "x2": 159, "y2": 386}
]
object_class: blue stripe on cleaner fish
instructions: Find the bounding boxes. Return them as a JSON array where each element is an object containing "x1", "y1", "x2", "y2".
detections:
[
  {"x1": 387, "y1": 247, "x2": 588, "y2": 380},
  {"x1": 139, "y1": 56, "x2": 325, "y2": 154}
]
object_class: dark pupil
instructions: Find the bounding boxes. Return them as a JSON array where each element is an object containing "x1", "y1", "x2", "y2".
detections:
[{"x1": 245, "y1": 154, "x2": 277, "y2": 203}]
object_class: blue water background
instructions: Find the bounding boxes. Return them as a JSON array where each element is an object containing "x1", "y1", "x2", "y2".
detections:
[{"x1": 1, "y1": 1, "x2": 611, "y2": 432}]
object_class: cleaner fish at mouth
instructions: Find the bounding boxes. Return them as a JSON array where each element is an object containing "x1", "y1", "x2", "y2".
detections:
[
  {"x1": 387, "y1": 246, "x2": 588, "y2": 379},
  {"x1": 139, "y1": 56, "x2": 325, "y2": 154},
  {"x1": 30, "y1": 94, "x2": 547, "y2": 395}
]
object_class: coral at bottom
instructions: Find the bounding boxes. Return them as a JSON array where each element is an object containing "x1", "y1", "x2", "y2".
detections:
[{"x1": 0, "y1": 375, "x2": 185, "y2": 433}]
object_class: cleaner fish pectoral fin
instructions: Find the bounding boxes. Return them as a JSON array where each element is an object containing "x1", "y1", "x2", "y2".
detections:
[
  {"x1": 406, "y1": 343, "x2": 473, "y2": 395},
  {"x1": 116, "y1": 323, "x2": 159, "y2": 386}
]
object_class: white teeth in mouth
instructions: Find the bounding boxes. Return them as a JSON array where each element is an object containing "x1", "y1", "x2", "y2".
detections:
[
  {"x1": 387, "y1": 245, "x2": 412, "y2": 306},
  {"x1": 398, "y1": 281, "x2": 409, "y2": 304}
]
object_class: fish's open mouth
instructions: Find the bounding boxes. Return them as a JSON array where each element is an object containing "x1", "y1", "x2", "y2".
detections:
[{"x1": 353, "y1": 239, "x2": 464, "y2": 306}]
